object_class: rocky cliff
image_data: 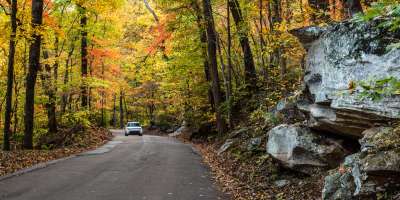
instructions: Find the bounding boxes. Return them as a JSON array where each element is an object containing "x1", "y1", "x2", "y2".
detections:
[{"x1": 270, "y1": 17, "x2": 400, "y2": 199}]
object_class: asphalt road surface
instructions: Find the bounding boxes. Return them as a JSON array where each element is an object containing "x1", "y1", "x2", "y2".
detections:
[{"x1": 0, "y1": 130, "x2": 227, "y2": 200}]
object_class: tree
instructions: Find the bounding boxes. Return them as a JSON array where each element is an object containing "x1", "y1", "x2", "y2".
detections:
[
  {"x1": 79, "y1": 4, "x2": 89, "y2": 108},
  {"x1": 113, "y1": 93, "x2": 117, "y2": 127},
  {"x1": 226, "y1": 0, "x2": 233, "y2": 128},
  {"x1": 228, "y1": 0, "x2": 257, "y2": 89},
  {"x1": 191, "y1": 0, "x2": 215, "y2": 111},
  {"x1": 24, "y1": 0, "x2": 44, "y2": 149},
  {"x1": 3, "y1": 0, "x2": 17, "y2": 151},
  {"x1": 202, "y1": 0, "x2": 226, "y2": 134},
  {"x1": 119, "y1": 91, "x2": 124, "y2": 128},
  {"x1": 41, "y1": 50, "x2": 58, "y2": 134}
]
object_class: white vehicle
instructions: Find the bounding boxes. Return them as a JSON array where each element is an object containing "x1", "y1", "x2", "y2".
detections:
[{"x1": 125, "y1": 122, "x2": 143, "y2": 136}]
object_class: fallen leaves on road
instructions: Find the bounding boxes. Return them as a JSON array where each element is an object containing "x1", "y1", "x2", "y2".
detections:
[
  {"x1": 193, "y1": 143, "x2": 325, "y2": 200},
  {"x1": 0, "y1": 127, "x2": 112, "y2": 177}
]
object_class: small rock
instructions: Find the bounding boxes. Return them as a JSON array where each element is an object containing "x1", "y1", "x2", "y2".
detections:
[
  {"x1": 230, "y1": 127, "x2": 249, "y2": 138},
  {"x1": 217, "y1": 139, "x2": 234, "y2": 155},
  {"x1": 274, "y1": 179, "x2": 290, "y2": 188},
  {"x1": 247, "y1": 137, "x2": 262, "y2": 151}
]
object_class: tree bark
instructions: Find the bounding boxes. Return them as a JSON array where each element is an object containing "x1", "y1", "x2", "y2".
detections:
[
  {"x1": 24, "y1": 0, "x2": 44, "y2": 149},
  {"x1": 41, "y1": 50, "x2": 58, "y2": 134},
  {"x1": 3, "y1": 0, "x2": 17, "y2": 151},
  {"x1": 119, "y1": 91, "x2": 124, "y2": 128},
  {"x1": 113, "y1": 94, "x2": 117, "y2": 127},
  {"x1": 12, "y1": 82, "x2": 20, "y2": 142},
  {"x1": 202, "y1": 0, "x2": 226, "y2": 134},
  {"x1": 270, "y1": 0, "x2": 281, "y2": 30},
  {"x1": 258, "y1": 0, "x2": 267, "y2": 80},
  {"x1": 100, "y1": 62, "x2": 105, "y2": 127},
  {"x1": 123, "y1": 95, "x2": 128, "y2": 123},
  {"x1": 226, "y1": 0, "x2": 233, "y2": 128},
  {"x1": 143, "y1": 0, "x2": 159, "y2": 23},
  {"x1": 79, "y1": 5, "x2": 89, "y2": 109},
  {"x1": 192, "y1": 0, "x2": 215, "y2": 111},
  {"x1": 228, "y1": 0, "x2": 257, "y2": 89},
  {"x1": 61, "y1": 42, "x2": 75, "y2": 113}
]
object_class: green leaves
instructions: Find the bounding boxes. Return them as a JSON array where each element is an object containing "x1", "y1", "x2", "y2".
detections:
[
  {"x1": 61, "y1": 110, "x2": 92, "y2": 128},
  {"x1": 358, "y1": 77, "x2": 400, "y2": 101},
  {"x1": 353, "y1": 0, "x2": 400, "y2": 31}
]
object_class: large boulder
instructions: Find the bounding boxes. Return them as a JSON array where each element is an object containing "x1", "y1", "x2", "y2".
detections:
[
  {"x1": 266, "y1": 124, "x2": 348, "y2": 174},
  {"x1": 322, "y1": 126, "x2": 400, "y2": 199},
  {"x1": 294, "y1": 18, "x2": 400, "y2": 137}
]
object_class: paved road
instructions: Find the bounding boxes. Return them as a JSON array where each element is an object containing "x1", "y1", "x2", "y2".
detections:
[{"x1": 0, "y1": 130, "x2": 226, "y2": 200}]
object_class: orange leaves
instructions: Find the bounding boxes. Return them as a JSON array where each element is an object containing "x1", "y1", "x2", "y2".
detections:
[
  {"x1": 90, "y1": 48, "x2": 121, "y2": 60},
  {"x1": 91, "y1": 37, "x2": 113, "y2": 47},
  {"x1": 89, "y1": 48, "x2": 121, "y2": 76},
  {"x1": 90, "y1": 37, "x2": 122, "y2": 69},
  {"x1": 146, "y1": 17, "x2": 174, "y2": 55}
]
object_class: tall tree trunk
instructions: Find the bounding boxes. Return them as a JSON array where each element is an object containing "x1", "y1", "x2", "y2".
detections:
[
  {"x1": 258, "y1": 0, "x2": 267, "y2": 80},
  {"x1": 24, "y1": 0, "x2": 44, "y2": 149},
  {"x1": 192, "y1": 0, "x2": 215, "y2": 112},
  {"x1": 226, "y1": 0, "x2": 233, "y2": 128},
  {"x1": 79, "y1": 5, "x2": 89, "y2": 109},
  {"x1": 269, "y1": 0, "x2": 283, "y2": 88},
  {"x1": 228, "y1": 0, "x2": 257, "y2": 89},
  {"x1": 61, "y1": 43, "x2": 75, "y2": 113},
  {"x1": 113, "y1": 94, "x2": 117, "y2": 127},
  {"x1": 3, "y1": 0, "x2": 17, "y2": 151},
  {"x1": 12, "y1": 81, "x2": 20, "y2": 140},
  {"x1": 270, "y1": 0, "x2": 282, "y2": 30},
  {"x1": 100, "y1": 63, "x2": 105, "y2": 127},
  {"x1": 41, "y1": 50, "x2": 58, "y2": 134},
  {"x1": 202, "y1": 0, "x2": 226, "y2": 134},
  {"x1": 123, "y1": 95, "x2": 128, "y2": 123},
  {"x1": 119, "y1": 91, "x2": 124, "y2": 128},
  {"x1": 217, "y1": 36, "x2": 228, "y2": 92}
]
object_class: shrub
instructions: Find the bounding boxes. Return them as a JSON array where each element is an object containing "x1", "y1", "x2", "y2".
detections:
[{"x1": 60, "y1": 110, "x2": 92, "y2": 128}]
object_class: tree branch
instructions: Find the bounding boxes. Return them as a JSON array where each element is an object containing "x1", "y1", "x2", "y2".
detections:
[{"x1": 143, "y1": 0, "x2": 159, "y2": 23}]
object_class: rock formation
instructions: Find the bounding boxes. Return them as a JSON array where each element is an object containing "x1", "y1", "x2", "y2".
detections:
[{"x1": 268, "y1": 16, "x2": 400, "y2": 199}]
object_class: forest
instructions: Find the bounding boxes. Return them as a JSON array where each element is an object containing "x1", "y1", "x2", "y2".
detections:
[
  {"x1": 1, "y1": 0, "x2": 400, "y2": 199},
  {"x1": 0, "y1": 0, "x2": 362, "y2": 149}
]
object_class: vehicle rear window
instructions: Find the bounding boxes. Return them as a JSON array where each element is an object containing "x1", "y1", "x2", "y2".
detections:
[{"x1": 127, "y1": 122, "x2": 140, "y2": 127}]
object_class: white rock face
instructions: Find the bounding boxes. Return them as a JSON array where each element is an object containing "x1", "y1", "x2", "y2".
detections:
[
  {"x1": 305, "y1": 22, "x2": 400, "y2": 106},
  {"x1": 300, "y1": 20, "x2": 400, "y2": 137}
]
